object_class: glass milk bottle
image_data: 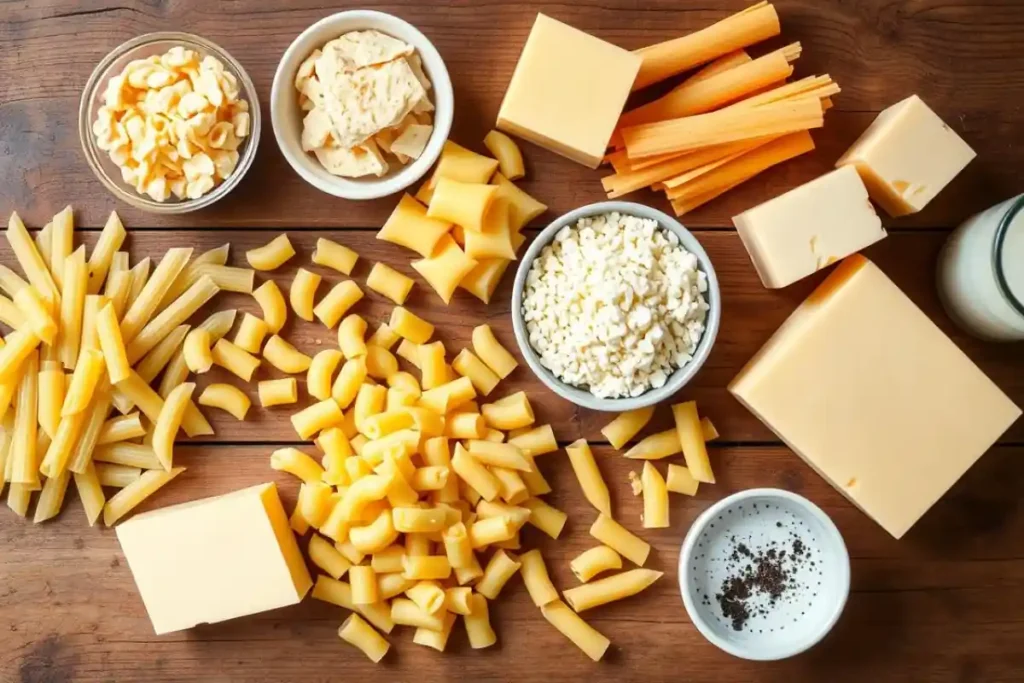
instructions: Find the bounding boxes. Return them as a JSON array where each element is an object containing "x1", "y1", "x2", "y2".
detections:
[{"x1": 937, "y1": 194, "x2": 1024, "y2": 341}]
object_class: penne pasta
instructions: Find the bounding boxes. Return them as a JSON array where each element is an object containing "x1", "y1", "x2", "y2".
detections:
[
  {"x1": 507, "y1": 424, "x2": 557, "y2": 457},
  {"x1": 337, "y1": 614, "x2": 390, "y2": 663},
  {"x1": 37, "y1": 361, "x2": 65, "y2": 439},
  {"x1": 13, "y1": 287, "x2": 57, "y2": 345},
  {"x1": 624, "y1": 429, "x2": 683, "y2": 460},
  {"x1": 198, "y1": 383, "x2": 251, "y2": 420},
  {"x1": 152, "y1": 383, "x2": 195, "y2": 470},
  {"x1": 73, "y1": 462, "x2": 106, "y2": 526},
  {"x1": 86, "y1": 212, "x2": 126, "y2": 294},
  {"x1": 134, "y1": 324, "x2": 190, "y2": 384},
  {"x1": 58, "y1": 247, "x2": 87, "y2": 369},
  {"x1": 367, "y1": 323, "x2": 400, "y2": 351},
  {"x1": 641, "y1": 461, "x2": 670, "y2": 528},
  {"x1": 289, "y1": 268, "x2": 321, "y2": 321},
  {"x1": 466, "y1": 440, "x2": 531, "y2": 471},
  {"x1": 126, "y1": 257, "x2": 152, "y2": 304},
  {"x1": 600, "y1": 407, "x2": 656, "y2": 450},
  {"x1": 665, "y1": 463, "x2": 700, "y2": 495},
  {"x1": 565, "y1": 438, "x2": 611, "y2": 516},
  {"x1": 97, "y1": 412, "x2": 146, "y2": 445},
  {"x1": 350, "y1": 565, "x2": 379, "y2": 605},
  {"x1": 541, "y1": 600, "x2": 610, "y2": 661},
  {"x1": 522, "y1": 496, "x2": 567, "y2": 539},
  {"x1": 119, "y1": 247, "x2": 192, "y2": 344},
  {"x1": 125, "y1": 276, "x2": 219, "y2": 364},
  {"x1": 570, "y1": 545, "x2": 623, "y2": 583},
  {"x1": 95, "y1": 462, "x2": 143, "y2": 489},
  {"x1": 252, "y1": 280, "x2": 287, "y2": 334},
  {"x1": 96, "y1": 302, "x2": 130, "y2": 383},
  {"x1": 563, "y1": 568, "x2": 663, "y2": 612},
  {"x1": 590, "y1": 513, "x2": 650, "y2": 566},
  {"x1": 451, "y1": 348, "x2": 500, "y2": 396},
  {"x1": 451, "y1": 443, "x2": 500, "y2": 502},
  {"x1": 102, "y1": 467, "x2": 185, "y2": 526},
  {"x1": 378, "y1": 194, "x2": 453, "y2": 259},
  {"x1": 519, "y1": 548, "x2": 559, "y2": 606},
  {"x1": 673, "y1": 401, "x2": 715, "y2": 483},
  {"x1": 308, "y1": 533, "x2": 352, "y2": 580},
  {"x1": 61, "y1": 348, "x2": 104, "y2": 416},
  {"x1": 7, "y1": 212, "x2": 59, "y2": 306},
  {"x1": 312, "y1": 238, "x2": 359, "y2": 275},
  {"x1": 481, "y1": 391, "x2": 534, "y2": 430},
  {"x1": 0, "y1": 328, "x2": 41, "y2": 382},
  {"x1": 50, "y1": 206, "x2": 73, "y2": 292},
  {"x1": 246, "y1": 234, "x2": 295, "y2": 271},
  {"x1": 418, "y1": 376, "x2": 476, "y2": 415},
  {"x1": 93, "y1": 443, "x2": 162, "y2": 470},
  {"x1": 263, "y1": 335, "x2": 312, "y2": 374}
]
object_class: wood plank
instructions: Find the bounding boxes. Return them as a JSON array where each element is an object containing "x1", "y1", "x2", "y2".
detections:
[
  {"x1": 1, "y1": 228, "x2": 1017, "y2": 444},
  {"x1": 1, "y1": 1, "x2": 1021, "y2": 229},
  {"x1": 2, "y1": 443, "x2": 1023, "y2": 682}
]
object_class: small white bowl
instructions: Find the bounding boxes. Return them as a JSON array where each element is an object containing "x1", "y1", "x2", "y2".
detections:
[
  {"x1": 679, "y1": 489, "x2": 850, "y2": 661},
  {"x1": 270, "y1": 10, "x2": 453, "y2": 200},
  {"x1": 510, "y1": 201, "x2": 721, "y2": 412}
]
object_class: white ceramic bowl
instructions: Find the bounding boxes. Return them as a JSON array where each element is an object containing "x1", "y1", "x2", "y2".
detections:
[
  {"x1": 270, "y1": 10, "x2": 453, "y2": 200},
  {"x1": 510, "y1": 201, "x2": 721, "y2": 412},
  {"x1": 679, "y1": 489, "x2": 850, "y2": 661}
]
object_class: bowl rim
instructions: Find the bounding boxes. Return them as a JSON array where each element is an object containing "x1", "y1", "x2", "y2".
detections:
[
  {"x1": 510, "y1": 200, "x2": 721, "y2": 412},
  {"x1": 678, "y1": 488, "x2": 852, "y2": 661},
  {"x1": 269, "y1": 9, "x2": 454, "y2": 201},
  {"x1": 78, "y1": 31, "x2": 262, "y2": 214}
]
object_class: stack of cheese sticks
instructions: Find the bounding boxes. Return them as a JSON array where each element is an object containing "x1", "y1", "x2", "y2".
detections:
[
  {"x1": 0, "y1": 208, "x2": 248, "y2": 526},
  {"x1": 601, "y1": 2, "x2": 841, "y2": 216}
]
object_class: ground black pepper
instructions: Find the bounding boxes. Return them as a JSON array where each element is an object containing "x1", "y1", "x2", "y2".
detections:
[{"x1": 714, "y1": 533, "x2": 812, "y2": 631}]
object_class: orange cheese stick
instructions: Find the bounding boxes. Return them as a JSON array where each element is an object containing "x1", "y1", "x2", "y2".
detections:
[
  {"x1": 632, "y1": 2, "x2": 781, "y2": 92},
  {"x1": 660, "y1": 141, "x2": 775, "y2": 190},
  {"x1": 618, "y1": 43, "x2": 800, "y2": 131},
  {"x1": 622, "y1": 97, "x2": 823, "y2": 159},
  {"x1": 729, "y1": 75, "x2": 839, "y2": 110}
]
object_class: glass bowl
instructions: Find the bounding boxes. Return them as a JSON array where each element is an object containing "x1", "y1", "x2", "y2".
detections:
[{"x1": 78, "y1": 32, "x2": 261, "y2": 214}]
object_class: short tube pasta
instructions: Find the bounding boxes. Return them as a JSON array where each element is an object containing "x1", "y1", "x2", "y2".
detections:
[
  {"x1": 377, "y1": 194, "x2": 453, "y2": 258},
  {"x1": 519, "y1": 548, "x2": 559, "y2": 606},
  {"x1": 590, "y1": 513, "x2": 650, "y2": 566},
  {"x1": 445, "y1": 412, "x2": 487, "y2": 439},
  {"x1": 337, "y1": 614, "x2": 390, "y2": 663},
  {"x1": 476, "y1": 549, "x2": 521, "y2": 599},
  {"x1": 307, "y1": 349, "x2": 343, "y2": 401},
  {"x1": 562, "y1": 568, "x2": 663, "y2": 613},
  {"x1": 673, "y1": 401, "x2": 716, "y2": 483},
  {"x1": 388, "y1": 307, "x2": 434, "y2": 345},
  {"x1": 289, "y1": 268, "x2": 321, "y2": 321},
  {"x1": 565, "y1": 439, "x2": 611, "y2": 516},
  {"x1": 198, "y1": 383, "x2": 251, "y2": 420},
  {"x1": 363, "y1": 345, "x2": 398, "y2": 380},
  {"x1": 418, "y1": 376, "x2": 476, "y2": 415},
  {"x1": 466, "y1": 440, "x2": 531, "y2": 471},
  {"x1": 471, "y1": 324, "x2": 518, "y2": 379},
  {"x1": 464, "y1": 593, "x2": 497, "y2": 649},
  {"x1": 102, "y1": 467, "x2": 185, "y2": 526},
  {"x1": 308, "y1": 533, "x2": 352, "y2": 580},
  {"x1": 338, "y1": 314, "x2": 368, "y2": 359},
  {"x1": 401, "y1": 554, "x2": 451, "y2": 581},
  {"x1": 451, "y1": 348, "x2": 500, "y2": 395},
  {"x1": 349, "y1": 508, "x2": 399, "y2": 554},
  {"x1": 451, "y1": 443, "x2": 500, "y2": 502},
  {"x1": 183, "y1": 328, "x2": 213, "y2": 373},
  {"x1": 418, "y1": 341, "x2": 448, "y2": 390},
  {"x1": 61, "y1": 348, "x2": 104, "y2": 416},
  {"x1": 507, "y1": 424, "x2": 557, "y2": 457},
  {"x1": 97, "y1": 412, "x2": 145, "y2": 445},
  {"x1": 366, "y1": 263, "x2": 414, "y2": 305},
  {"x1": 263, "y1": 335, "x2": 312, "y2": 374},
  {"x1": 392, "y1": 506, "x2": 447, "y2": 534},
  {"x1": 291, "y1": 398, "x2": 344, "y2": 440},
  {"x1": 481, "y1": 391, "x2": 534, "y2": 430},
  {"x1": 405, "y1": 580, "x2": 446, "y2": 615},
  {"x1": 212, "y1": 339, "x2": 260, "y2": 381},
  {"x1": 641, "y1": 462, "x2": 669, "y2": 528},
  {"x1": 349, "y1": 565, "x2": 379, "y2": 605},
  {"x1": 624, "y1": 429, "x2": 682, "y2": 460},
  {"x1": 522, "y1": 497, "x2": 567, "y2": 539},
  {"x1": 390, "y1": 597, "x2": 444, "y2": 631},
  {"x1": 252, "y1": 280, "x2": 287, "y2": 334},
  {"x1": 96, "y1": 302, "x2": 130, "y2": 383},
  {"x1": 411, "y1": 235, "x2": 478, "y2": 304},
  {"x1": 541, "y1": 600, "x2": 610, "y2": 662},
  {"x1": 270, "y1": 447, "x2": 324, "y2": 484},
  {"x1": 483, "y1": 130, "x2": 525, "y2": 180},
  {"x1": 332, "y1": 357, "x2": 367, "y2": 408},
  {"x1": 312, "y1": 237, "x2": 359, "y2": 275},
  {"x1": 234, "y1": 312, "x2": 269, "y2": 353},
  {"x1": 570, "y1": 545, "x2": 623, "y2": 583},
  {"x1": 246, "y1": 234, "x2": 295, "y2": 271},
  {"x1": 313, "y1": 280, "x2": 363, "y2": 328},
  {"x1": 152, "y1": 383, "x2": 195, "y2": 470},
  {"x1": 600, "y1": 407, "x2": 656, "y2": 450},
  {"x1": 665, "y1": 463, "x2": 700, "y2": 495}
]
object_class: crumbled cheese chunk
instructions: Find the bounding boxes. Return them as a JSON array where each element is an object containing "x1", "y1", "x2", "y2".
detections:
[
  {"x1": 521, "y1": 212, "x2": 709, "y2": 399},
  {"x1": 628, "y1": 471, "x2": 643, "y2": 496}
]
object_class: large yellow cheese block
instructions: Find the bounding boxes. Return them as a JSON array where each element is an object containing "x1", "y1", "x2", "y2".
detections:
[
  {"x1": 836, "y1": 94, "x2": 975, "y2": 217},
  {"x1": 733, "y1": 166, "x2": 886, "y2": 288},
  {"x1": 496, "y1": 14, "x2": 641, "y2": 168},
  {"x1": 116, "y1": 482, "x2": 312, "y2": 634},
  {"x1": 729, "y1": 255, "x2": 1020, "y2": 538}
]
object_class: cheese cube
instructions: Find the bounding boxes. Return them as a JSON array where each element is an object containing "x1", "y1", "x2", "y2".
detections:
[
  {"x1": 497, "y1": 14, "x2": 641, "y2": 168},
  {"x1": 729, "y1": 255, "x2": 1020, "y2": 538},
  {"x1": 116, "y1": 482, "x2": 313, "y2": 634},
  {"x1": 733, "y1": 167, "x2": 887, "y2": 288},
  {"x1": 837, "y1": 95, "x2": 975, "y2": 217}
]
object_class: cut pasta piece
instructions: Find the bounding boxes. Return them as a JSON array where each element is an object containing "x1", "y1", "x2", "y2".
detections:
[
  {"x1": 641, "y1": 462, "x2": 669, "y2": 528},
  {"x1": 289, "y1": 268, "x2": 322, "y2": 321},
  {"x1": 212, "y1": 339, "x2": 261, "y2": 381},
  {"x1": 491, "y1": 173, "x2": 547, "y2": 232},
  {"x1": 458, "y1": 257, "x2": 511, "y2": 305},
  {"x1": 338, "y1": 314, "x2": 368, "y2": 360},
  {"x1": 483, "y1": 130, "x2": 525, "y2": 180},
  {"x1": 388, "y1": 307, "x2": 434, "y2": 345},
  {"x1": 426, "y1": 179, "x2": 497, "y2": 233},
  {"x1": 125, "y1": 276, "x2": 219, "y2": 364},
  {"x1": 102, "y1": 467, "x2": 185, "y2": 526},
  {"x1": 377, "y1": 194, "x2": 452, "y2": 258},
  {"x1": 234, "y1": 312, "x2": 270, "y2": 353},
  {"x1": 570, "y1": 545, "x2": 623, "y2": 583},
  {"x1": 590, "y1": 513, "x2": 650, "y2": 566},
  {"x1": 263, "y1": 335, "x2": 312, "y2": 374},
  {"x1": 314, "y1": 280, "x2": 364, "y2": 328},
  {"x1": 198, "y1": 383, "x2": 251, "y2": 420},
  {"x1": 563, "y1": 568, "x2": 663, "y2": 612},
  {"x1": 152, "y1": 383, "x2": 195, "y2": 470},
  {"x1": 119, "y1": 247, "x2": 192, "y2": 344},
  {"x1": 541, "y1": 599, "x2": 610, "y2": 661},
  {"x1": 183, "y1": 328, "x2": 214, "y2": 374},
  {"x1": 312, "y1": 238, "x2": 359, "y2": 275},
  {"x1": 308, "y1": 349, "x2": 343, "y2": 401},
  {"x1": 411, "y1": 236, "x2": 477, "y2": 305},
  {"x1": 246, "y1": 234, "x2": 295, "y2": 271},
  {"x1": 58, "y1": 247, "x2": 87, "y2": 369},
  {"x1": 252, "y1": 280, "x2": 287, "y2": 334},
  {"x1": 366, "y1": 263, "x2": 414, "y2": 305}
]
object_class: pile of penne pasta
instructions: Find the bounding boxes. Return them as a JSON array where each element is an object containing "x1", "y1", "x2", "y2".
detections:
[{"x1": 0, "y1": 208, "x2": 248, "y2": 526}]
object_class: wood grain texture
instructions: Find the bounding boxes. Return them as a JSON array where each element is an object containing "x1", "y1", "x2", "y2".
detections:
[
  {"x1": 3, "y1": 444, "x2": 1023, "y2": 683},
  {"x1": 0, "y1": 228, "x2": 1018, "y2": 444},
  {"x1": 1, "y1": 0, "x2": 1022, "y2": 228}
]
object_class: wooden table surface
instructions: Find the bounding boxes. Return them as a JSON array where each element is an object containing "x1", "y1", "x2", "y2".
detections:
[{"x1": 2, "y1": 1, "x2": 1023, "y2": 682}]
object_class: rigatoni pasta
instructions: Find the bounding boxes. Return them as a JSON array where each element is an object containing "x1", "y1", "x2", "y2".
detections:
[
  {"x1": 314, "y1": 280, "x2": 364, "y2": 329},
  {"x1": 601, "y1": 407, "x2": 656, "y2": 449},
  {"x1": 366, "y1": 263, "x2": 414, "y2": 305}
]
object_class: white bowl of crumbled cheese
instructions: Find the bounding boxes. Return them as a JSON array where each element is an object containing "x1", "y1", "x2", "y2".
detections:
[
  {"x1": 271, "y1": 11, "x2": 453, "y2": 200},
  {"x1": 511, "y1": 202, "x2": 720, "y2": 411}
]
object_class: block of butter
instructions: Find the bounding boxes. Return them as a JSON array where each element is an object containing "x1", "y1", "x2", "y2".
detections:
[
  {"x1": 729, "y1": 255, "x2": 1020, "y2": 538},
  {"x1": 116, "y1": 483, "x2": 312, "y2": 634},
  {"x1": 837, "y1": 94, "x2": 975, "y2": 217},
  {"x1": 497, "y1": 14, "x2": 641, "y2": 168},
  {"x1": 733, "y1": 166, "x2": 886, "y2": 288}
]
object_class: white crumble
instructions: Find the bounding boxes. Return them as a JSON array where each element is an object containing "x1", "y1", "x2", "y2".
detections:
[{"x1": 521, "y1": 212, "x2": 709, "y2": 399}]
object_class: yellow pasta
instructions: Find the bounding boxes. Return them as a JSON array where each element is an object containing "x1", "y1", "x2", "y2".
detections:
[
  {"x1": 418, "y1": 376, "x2": 476, "y2": 414},
  {"x1": 541, "y1": 600, "x2": 610, "y2": 662},
  {"x1": 6, "y1": 212, "x2": 59, "y2": 305},
  {"x1": 366, "y1": 263, "x2": 414, "y2": 305},
  {"x1": 338, "y1": 314, "x2": 368, "y2": 360},
  {"x1": 61, "y1": 348, "x2": 104, "y2": 416},
  {"x1": 13, "y1": 287, "x2": 57, "y2": 345},
  {"x1": 464, "y1": 200, "x2": 516, "y2": 260},
  {"x1": 0, "y1": 294, "x2": 26, "y2": 329},
  {"x1": 96, "y1": 302, "x2": 130, "y2": 383},
  {"x1": 390, "y1": 596, "x2": 444, "y2": 631},
  {"x1": 404, "y1": 532, "x2": 432, "y2": 558},
  {"x1": 377, "y1": 572, "x2": 415, "y2": 600},
  {"x1": 58, "y1": 247, "x2": 87, "y2": 369},
  {"x1": 388, "y1": 307, "x2": 433, "y2": 345},
  {"x1": 406, "y1": 580, "x2": 446, "y2": 615},
  {"x1": 159, "y1": 309, "x2": 236, "y2": 399},
  {"x1": 522, "y1": 497, "x2": 567, "y2": 539},
  {"x1": 370, "y1": 545, "x2": 406, "y2": 574},
  {"x1": 673, "y1": 401, "x2": 715, "y2": 483},
  {"x1": 401, "y1": 554, "x2": 451, "y2": 581},
  {"x1": 395, "y1": 339, "x2": 421, "y2": 368},
  {"x1": 519, "y1": 453, "x2": 552, "y2": 496},
  {"x1": 483, "y1": 129, "x2": 525, "y2": 180},
  {"x1": 103, "y1": 466, "x2": 185, "y2": 526},
  {"x1": 363, "y1": 345, "x2": 398, "y2": 380},
  {"x1": 252, "y1": 280, "x2": 287, "y2": 334},
  {"x1": 270, "y1": 447, "x2": 325, "y2": 484},
  {"x1": 234, "y1": 312, "x2": 270, "y2": 353},
  {"x1": 590, "y1": 513, "x2": 650, "y2": 566},
  {"x1": 481, "y1": 391, "x2": 534, "y2": 430},
  {"x1": 471, "y1": 324, "x2": 518, "y2": 379},
  {"x1": 9, "y1": 351, "x2": 39, "y2": 487},
  {"x1": 291, "y1": 398, "x2": 345, "y2": 440},
  {"x1": 476, "y1": 548, "x2": 521, "y2": 599},
  {"x1": 94, "y1": 462, "x2": 142, "y2": 489},
  {"x1": 73, "y1": 462, "x2": 106, "y2": 526},
  {"x1": 97, "y1": 412, "x2": 145, "y2": 445},
  {"x1": 506, "y1": 424, "x2": 557, "y2": 458},
  {"x1": 360, "y1": 409, "x2": 414, "y2": 441},
  {"x1": 0, "y1": 328, "x2": 41, "y2": 381},
  {"x1": 119, "y1": 247, "x2": 192, "y2": 343},
  {"x1": 134, "y1": 324, "x2": 190, "y2": 383},
  {"x1": 412, "y1": 611, "x2": 456, "y2": 652},
  {"x1": 37, "y1": 361, "x2": 64, "y2": 439},
  {"x1": 93, "y1": 442, "x2": 161, "y2": 470},
  {"x1": 332, "y1": 356, "x2": 368, "y2": 408},
  {"x1": 35, "y1": 223, "x2": 53, "y2": 275},
  {"x1": 392, "y1": 506, "x2": 447, "y2": 534},
  {"x1": 565, "y1": 438, "x2": 612, "y2": 516},
  {"x1": 493, "y1": 172, "x2": 547, "y2": 232},
  {"x1": 337, "y1": 613, "x2": 390, "y2": 663},
  {"x1": 641, "y1": 462, "x2": 670, "y2": 528},
  {"x1": 176, "y1": 328, "x2": 212, "y2": 375},
  {"x1": 198, "y1": 383, "x2": 251, "y2": 420},
  {"x1": 368, "y1": 323, "x2": 400, "y2": 350},
  {"x1": 623, "y1": 429, "x2": 682, "y2": 460},
  {"x1": 155, "y1": 244, "x2": 230, "y2": 311},
  {"x1": 418, "y1": 341, "x2": 447, "y2": 390},
  {"x1": 313, "y1": 280, "x2": 364, "y2": 329},
  {"x1": 457, "y1": 257, "x2": 512, "y2": 305},
  {"x1": 307, "y1": 349, "x2": 343, "y2": 401},
  {"x1": 445, "y1": 412, "x2": 487, "y2": 439},
  {"x1": 464, "y1": 592, "x2": 497, "y2": 649},
  {"x1": 185, "y1": 264, "x2": 254, "y2": 295},
  {"x1": 84, "y1": 211, "x2": 126, "y2": 294},
  {"x1": 468, "y1": 515, "x2": 516, "y2": 549},
  {"x1": 491, "y1": 466, "x2": 529, "y2": 505},
  {"x1": 466, "y1": 440, "x2": 531, "y2": 471},
  {"x1": 289, "y1": 268, "x2": 321, "y2": 321},
  {"x1": 453, "y1": 549, "x2": 484, "y2": 585},
  {"x1": 519, "y1": 548, "x2": 559, "y2": 606},
  {"x1": 263, "y1": 335, "x2": 312, "y2": 374},
  {"x1": 111, "y1": 371, "x2": 162, "y2": 423},
  {"x1": 570, "y1": 545, "x2": 623, "y2": 583},
  {"x1": 50, "y1": 206, "x2": 73, "y2": 292},
  {"x1": 353, "y1": 383, "x2": 387, "y2": 435},
  {"x1": 105, "y1": 269, "x2": 132, "y2": 320},
  {"x1": 308, "y1": 533, "x2": 352, "y2": 580},
  {"x1": 246, "y1": 234, "x2": 295, "y2": 271},
  {"x1": 450, "y1": 442, "x2": 500, "y2": 502},
  {"x1": 600, "y1": 407, "x2": 656, "y2": 450},
  {"x1": 427, "y1": 179, "x2": 498, "y2": 233},
  {"x1": 126, "y1": 257, "x2": 151, "y2": 304},
  {"x1": 378, "y1": 194, "x2": 452, "y2": 259},
  {"x1": 125, "y1": 276, "x2": 219, "y2": 364},
  {"x1": 411, "y1": 235, "x2": 478, "y2": 304},
  {"x1": 410, "y1": 465, "x2": 449, "y2": 492},
  {"x1": 350, "y1": 564, "x2": 379, "y2": 605},
  {"x1": 312, "y1": 237, "x2": 359, "y2": 275},
  {"x1": 451, "y1": 348, "x2": 500, "y2": 396},
  {"x1": 563, "y1": 568, "x2": 663, "y2": 613},
  {"x1": 212, "y1": 338, "x2": 261, "y2": 381},
  {"x1": 665, "y1": 463, "x2": 700, "y2": 495},
  {"x1": 350, "y1": 508, "x2": 398, "y2": 554},
  {"x1": 152, "y1": 382, "x2": 195, "y2": 470},
  {"x1": 33, "y1": 467, "x2": 71, "y2": 523}
]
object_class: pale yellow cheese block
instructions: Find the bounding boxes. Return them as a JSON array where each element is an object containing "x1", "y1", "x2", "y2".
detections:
[
  {"x1": 729, "y1": 255, "x2": 1020, "y2": 538},
  {"x1": 733, "y1": 166, "x2": 887, "y2": 288},
  {"x1": 836, "y1": 94, "x2": 975, "y2": 217},
  {"x1": 116, "y1": 482, "x2": 312, "y2": 634},
  {"x1": 496, "y1": 14, "x2": 641, "y2": 168}
]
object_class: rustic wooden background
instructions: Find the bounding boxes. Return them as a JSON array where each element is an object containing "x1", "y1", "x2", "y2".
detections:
[{"x1": 2, "y1": 1, "x2": 1023, "y2": 682}]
